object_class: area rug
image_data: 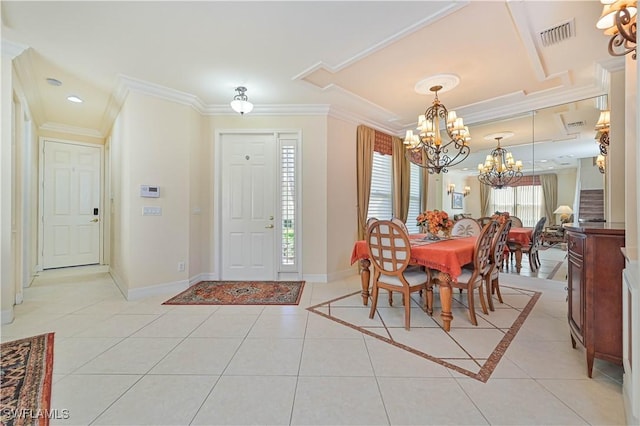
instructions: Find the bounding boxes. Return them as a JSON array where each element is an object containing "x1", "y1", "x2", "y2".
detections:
[
  {"x1": 163, "y1": 280, "x2": 305, "y2": 305},
  {"x1": 1, "y1": 333, "x2": 55, "y2": 426},
  {"x1": 307, "y1": 285, "x2": 540, "y2": 382}
]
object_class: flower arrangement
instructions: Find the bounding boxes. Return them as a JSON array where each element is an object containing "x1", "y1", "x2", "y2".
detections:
[
  {"x1": 416, "y1": 209, "x2": 454, "y2": 235},
  {"x1": 491, "y1": 211, "x2": 510, "y2": 225}
]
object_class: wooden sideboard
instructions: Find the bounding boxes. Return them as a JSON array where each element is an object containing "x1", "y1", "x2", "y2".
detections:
[{"x1": 565, "y1": 222, "x2": 625, "y2": 378}]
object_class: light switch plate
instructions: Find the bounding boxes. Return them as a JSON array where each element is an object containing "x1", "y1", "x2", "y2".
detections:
[{"x1": 142, "y1": 206, "x2": 162, "y2": 216}]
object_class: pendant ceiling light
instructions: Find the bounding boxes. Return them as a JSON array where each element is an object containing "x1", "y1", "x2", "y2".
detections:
[
  {"x1": 403, "y1": 85, "x2": 471, "y2": 174},
  {"x1": 230, "y1": 86, "x2": 254, "y2": 115},
  {"x1": 477, "y1": 134, "x2": 523, "y2": 189}
]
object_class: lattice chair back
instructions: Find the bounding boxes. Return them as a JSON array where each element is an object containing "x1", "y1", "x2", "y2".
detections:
[
  {"x1": 390, "y1": 217, "x2": 409, "y2": 235},
  {"x1": 492, "y1": 219, "x2": 512, "y2": 266},
  {"x1": 366, "y1": 220, "x2": 411, "y2": 277},
  {"x1": 452, "y1": 218, "x2": 482, "y2": 237},
  {"x1": 473, "y1": 221, "x2": 500, "y2": 276},
  {"x1": 510, "y1": 216, "x2": 523, "y2": 228}
]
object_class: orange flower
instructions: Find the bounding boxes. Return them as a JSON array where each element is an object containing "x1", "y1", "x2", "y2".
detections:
[
  {"x1": 491, "y1": 211, "x2": 510, "y2": 225},
  {"x1": 417, "y1": 210, "x2": 453, "y2": 234}
]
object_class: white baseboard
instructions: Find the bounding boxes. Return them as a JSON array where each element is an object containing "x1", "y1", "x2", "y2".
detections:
[
  {"x1": 189, "y1": 273, "x2": 216, "y2": 286},
  {"x1": 1, "y1": 308, "x2": 15, "y2": 325},
  {"x1": 108, "y1": 268, "x2": 128, "y2": 299},
  {"x1": 127, "y1": 279, "x2": 189, "y2": 301},
  {"x1": 327, "y1": 268, "x2": 358, "y2": 282},
  {"x1": 302, "y1": 273, "x2": 328, "y2": 283}
]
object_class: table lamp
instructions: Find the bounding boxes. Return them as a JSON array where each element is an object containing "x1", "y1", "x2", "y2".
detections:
[{"x1": 553, "y1": 205, "x2": 573, "y2": 223}]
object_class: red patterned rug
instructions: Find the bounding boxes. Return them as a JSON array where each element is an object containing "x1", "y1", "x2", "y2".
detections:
[
  {"x1": 1, "y1": 333, "x2": 55, "y2": 426},
  {"x1": 162, "y1": 281, "x2": 305, "y2": 305}
]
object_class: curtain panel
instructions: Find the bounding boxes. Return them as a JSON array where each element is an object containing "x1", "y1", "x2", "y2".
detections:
[
  {"x1": 392, "y1": 136, "x2": 410, "y2": 222},
  {"x1": 356, "y1": 125, "x2": 375, "y2": 240},
  {"x1": 540, "y1": 174, "x2": 558, "y2": 225}
]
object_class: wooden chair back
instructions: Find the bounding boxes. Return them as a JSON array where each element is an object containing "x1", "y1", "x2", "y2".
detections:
[
  {"x1": 366, "y1": 220, "x2": 411, "y2": 277},
  {"x1": 491, "y1": 219, "x2": 512, "y2": 267},
  {"x1": 510, "y1": 216, "x2": 523, "y2": 228},
  {"x1": 390, "y1": 217, "x2": 409, "y2": 235},
  {"x1": 452, "y1": 218, "x2": 482, "y2": 237},
  {"x1": 472, "y1": 221, "x2": 499, "y2": 276}
]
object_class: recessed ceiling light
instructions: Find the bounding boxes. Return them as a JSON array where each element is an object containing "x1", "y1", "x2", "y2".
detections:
[
  {"x1": 67, "y1": 95, "x2": 83, "y2": 103},
  {"x1": 46, "y1": 78, "x2": 62, "y2": 86},
  {"x1": 539, "y1": 159, "x2": 548, "y2": 163}
]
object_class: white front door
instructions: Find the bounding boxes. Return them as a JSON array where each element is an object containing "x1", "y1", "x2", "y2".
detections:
[
  {"x1": 42, "y1": 140, "x2": 102, "y2": 269},
  {"x1": 221, "y1": 133, "x2": 276, "y2": 280}
]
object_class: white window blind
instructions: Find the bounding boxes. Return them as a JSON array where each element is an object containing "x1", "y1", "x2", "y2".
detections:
[
  {"x1": 407, "y1": 163, "x2": 422, "y2": 233},
  {"x1": 490, "y1": 185, "x2": 543, "y2": 227},
  {"x1": 281, "y1": 146, "x2": 295, "y2": 265},
  {"x1": 367, "y1": 151, "x2": 392, "y2": 221}
]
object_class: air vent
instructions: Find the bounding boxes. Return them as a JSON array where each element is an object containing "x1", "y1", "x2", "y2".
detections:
[
  {"x1": 567, "y1": 120, "x2": 585, "y2": 128},
  {"x1": 539, "y1": 19, "x2": 575, "y2": 47}
]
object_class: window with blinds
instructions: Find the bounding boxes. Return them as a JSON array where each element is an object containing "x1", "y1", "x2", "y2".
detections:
[
  {"x1": 281, "y1": 146, "x2": 296, "y2": 265},
  {"x1": 367, "y1": 151, "x2": 393, "y2": 221},
  {"x1": 490, "y1": 184, "x2": 543, "y2": 227},
  {"x1": 407, "y1": 163, "x2": 422, "y2": 233}
]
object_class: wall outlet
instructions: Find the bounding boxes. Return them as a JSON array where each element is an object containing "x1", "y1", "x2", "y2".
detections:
[{"x1": 177, "y1": 261, "x2": 185, "y2": 272}]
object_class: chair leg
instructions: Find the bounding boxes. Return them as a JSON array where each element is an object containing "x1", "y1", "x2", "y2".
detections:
[
  {"x1": 369, "y1": 285, "x2": 379, "y2": 319},
  {"x1": 404, "y1": 290, "x2": 411, "y2": 330},
  {"x1": 494, "y1": 277, "x2": 503, "y2": 304},
  {"x1": 478, "y1": 283, "x2": 489, "y2": 315},
  {"x1": 486, "y1": 276, "x2": 495, "y2": 312},
  {"x1": 388, "y1": 290, "x2": 393, "y2": 306},
  {"x1": 467, "y1": 287, "x2": 478, "y2": 326}
]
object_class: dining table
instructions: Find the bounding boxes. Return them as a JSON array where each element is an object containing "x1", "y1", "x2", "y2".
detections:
[
  {"x1": 350, "y1": 234, "x2": 477, "y2": 332},
  {"x1": 507, "y1": 227, "x2": 534, "y2": 272}
]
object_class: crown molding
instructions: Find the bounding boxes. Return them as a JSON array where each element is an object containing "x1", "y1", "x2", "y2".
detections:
[
  {"x1": 40, "y1": 121, "x2": 104, "y2": 138},
  {"x1": 328, "y1": 106, "x2": 401, "y2": 136},
  {"x1": 116, "y1": 74, "x2": 207, "y2": 113},
  {"x1": 202, "y1": 104, "x2": 331, "y2": 116},
  {"x1": 1, "y1": 39, "x2": 28, "y2": 59},
  {"x1": 11, "y1": 48, "x2": 46, "y2": 127}
]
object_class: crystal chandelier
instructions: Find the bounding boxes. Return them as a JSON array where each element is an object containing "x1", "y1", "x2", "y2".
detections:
[
  {"x1": 477, "y1": 136, "x2": 523, "y2": 189},
  {"x1": 403, "y1": 85, "x2": 471, "y2": 174}
]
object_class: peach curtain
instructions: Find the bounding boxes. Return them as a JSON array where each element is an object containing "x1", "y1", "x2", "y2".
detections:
[
  {"x1": 480, "y1": 182, "x2": 491, "y2": 216},
  {"x1": 356, "y1": 125, "x2": 375, "y2": 240},
  {"x1": 392, "y1": 136, "x2": 410, "y2": 222},
  {"x1": 540, "y1": 174, "x2": 558, "y2": 225}
]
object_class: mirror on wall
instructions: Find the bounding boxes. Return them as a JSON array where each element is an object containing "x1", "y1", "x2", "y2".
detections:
[{"x1": 445, "y1": 95, "x2": 605, "y2": 227}]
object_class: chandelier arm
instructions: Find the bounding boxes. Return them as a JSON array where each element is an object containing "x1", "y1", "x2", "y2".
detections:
[{"x1": 608, "y1": 8, "x2": 637, "y2": 59}]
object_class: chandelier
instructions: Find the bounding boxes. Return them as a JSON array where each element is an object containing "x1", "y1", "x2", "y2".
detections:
[
  {"x1": 403, "y1": 85, "x2": 471, "y2": 174},
  {"x1": 230, "y1": 86, "x2": 254, "y2": 115},
  {"x1": 477, "y1": 136, "x2": 523, "y2": 189},
  {"x1": 596, "y1": 0, "x2": 637, "y2": 60},
  {"x1": 595, "y1": 109, "x2": 610, "y2": 155}
]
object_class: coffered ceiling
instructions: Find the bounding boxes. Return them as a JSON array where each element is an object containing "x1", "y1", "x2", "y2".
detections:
[{"x1": 1, "y1": 1, "x2": 623, "y2": 169}]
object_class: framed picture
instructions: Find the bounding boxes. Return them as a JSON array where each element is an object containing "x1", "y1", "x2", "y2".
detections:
[{"x1": 452, "y1": 192, "x2": 464, "y2": 209}]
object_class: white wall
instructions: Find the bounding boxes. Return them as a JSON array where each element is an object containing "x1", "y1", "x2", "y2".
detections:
[
  {"x1": 579, "y1": 157, "x2": 605, "y2": 190},
  {"x1": 326, "y1": 116, "x2": 357, "y2": 279}
]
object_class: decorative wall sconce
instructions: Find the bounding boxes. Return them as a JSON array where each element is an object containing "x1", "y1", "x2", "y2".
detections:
[
  {"x1": 595, "y1": 109, "x2": 610, "y2": 155},
  {"x1": 463, "y1": 186, "x2": 471, "y2": 197},
  {"x1": 596, "y1": 154, "x2": 606, "y2": 173},
  {"x1": 596, "y1": 0, "x2": 637, "y2": 60},
  {"x1": 447, "y1": 183, "x2": 456, "y2": 195}
]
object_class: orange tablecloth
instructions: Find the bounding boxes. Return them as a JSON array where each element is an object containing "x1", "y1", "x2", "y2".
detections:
[
  {"x1": 508, "y1": 227, "x2": 533, "y2": 246},
  {"x1": 350, "y1": 235, "x2": 476, "y2": 280}
]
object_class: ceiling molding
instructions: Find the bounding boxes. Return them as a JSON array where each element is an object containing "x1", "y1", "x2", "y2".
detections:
[
  {"x1": 201, "y1": 104, "x2": 331, "y2": 116},
  {"x1": 327, "y1": 106, "x2": 401, "y2": 136},
  {"x1": 507, "y1": 1, "x2": 548, "y2": 81},
  {"x1": 291, "y1": 2, "x2": 467, "y2": 82},
  {"x1": 11, "y1": 48, "x2": 46, "y2": 127},
  {"x1": 40, "y1": 121, "x2": 104, "y2": 138},
  {"x1": 116, "y1": 74, "x2": 207, "y2": 113},
  {"x1": 1, "y1": 39, "x2": 28, "y2": 59}
]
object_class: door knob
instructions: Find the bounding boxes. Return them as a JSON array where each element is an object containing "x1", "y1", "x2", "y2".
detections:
[
  {"x1": 90, "y1": 218, "x2": 99, "y2": 223},
  {"x1": 265, "y1": 224, "x2": 274, "y2": 228}
]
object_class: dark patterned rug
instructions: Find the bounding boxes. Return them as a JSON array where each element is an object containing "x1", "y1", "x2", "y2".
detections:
[
  {"x1": 1, "y1": 333, "x2": 55, "y2": 426},
  {"x1": 162, "y1": 281, "x2": 305, "y2": 305}
]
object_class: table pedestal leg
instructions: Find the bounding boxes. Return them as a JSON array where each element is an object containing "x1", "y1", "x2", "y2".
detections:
[
  {"x1": 433, "y1": 271, "x2": 453, "y2": 332},
  {"x1": 359, "y1": 259, "x2": 371, "y2": 305}
]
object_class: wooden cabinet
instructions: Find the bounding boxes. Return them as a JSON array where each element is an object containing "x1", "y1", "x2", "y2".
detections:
[{"x1": 565, "y1": 223, "x2": 625, "y2": 378}]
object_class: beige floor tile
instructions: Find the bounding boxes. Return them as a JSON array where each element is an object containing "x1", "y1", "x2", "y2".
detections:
[
  {"x1": 149, "y1": 337, "x2": 242, "y2": 375},
  {"x1": 224, "y1": 337, "x2": 303, "y2": 375},
  {"x1": 299, "y1": 338, "x2": 373, "y2": 377}
]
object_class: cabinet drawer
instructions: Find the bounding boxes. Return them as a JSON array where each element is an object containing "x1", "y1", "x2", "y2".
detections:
[{"x1": 567, "y1": 232, "x2": 585, "y2": 256}]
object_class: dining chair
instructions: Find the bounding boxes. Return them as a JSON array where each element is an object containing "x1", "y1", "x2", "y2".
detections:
[
  {"x1": 366, "y1": 220, "x2": 430, "y2": 330},
  {"x1": 450, "y1": 220, "x2": 499, "y2": 325},
  {"x1": 390, "y1": 217, "x2": 409, "y2": 235},
  {"x1": 508, "y1": 216, "x2": 546, "y2": 271},
  {"x1": 487, "y1": 219, "x2": 512, "y2": 311},
  {"x1": 477, "y1": 216, "x2": 493, "y2": 227},
  {"x1": 451, "y1": 218, "x2": 482, "y2": 237},
  {"x1": 510, "y1": 216, "x2": 524, "y2": 228}
]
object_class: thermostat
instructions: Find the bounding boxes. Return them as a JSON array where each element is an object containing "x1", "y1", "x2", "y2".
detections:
[{"x1": 140, "y1": 185, "x2": 160, "y2": 198}]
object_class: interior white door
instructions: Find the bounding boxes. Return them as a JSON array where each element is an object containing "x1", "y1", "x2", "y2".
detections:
[
  {"x1": 221, "y1": 133, "x2": 276, "y2": 280},
  {"x1": 42, "y1": 140, "x2": 101, "y2": 269}
]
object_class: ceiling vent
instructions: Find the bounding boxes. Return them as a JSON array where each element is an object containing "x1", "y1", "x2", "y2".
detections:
[
  {"x1": 539, "y1": 19, "x2": 575, "y2": 47},
  {"x1": 567, "y1": 120, "x2": 585, "y2": 128}
]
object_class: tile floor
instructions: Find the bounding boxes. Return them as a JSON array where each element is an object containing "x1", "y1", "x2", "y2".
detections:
[{"x1": 0, "y1": 247, "x2": 627, "y2": 425}]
